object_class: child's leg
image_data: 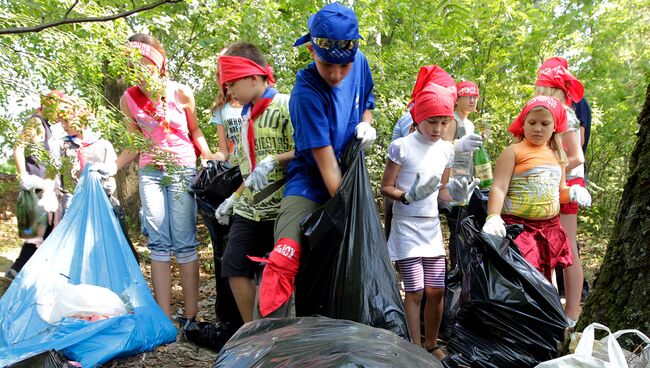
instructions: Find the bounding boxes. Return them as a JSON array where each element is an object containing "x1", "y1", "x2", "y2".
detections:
[
  {"x1": 151, "y1": 260, "x2": 172, "y2": 317},
  {"x1": 396, "y1": 257, "x2": 425, "y2": 345},
  {"x1": 561, "y1": 213, "x2": 583, "y2": 321},
  {"x1": 422, "y1": 256, "x2": 446, "y2": 359}
]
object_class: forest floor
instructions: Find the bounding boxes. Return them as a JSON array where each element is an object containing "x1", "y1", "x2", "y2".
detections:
[{"x1": 0, "y1": 174, "x2": 607, "y2": 367}]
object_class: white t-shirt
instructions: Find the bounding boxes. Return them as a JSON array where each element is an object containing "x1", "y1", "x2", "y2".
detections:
[
  {"x1": 388, "y1": 131, "x2": 454, "y2": 217},
  {"x1": 211, "y1": 102, "x2": 243, "y2": 164}
]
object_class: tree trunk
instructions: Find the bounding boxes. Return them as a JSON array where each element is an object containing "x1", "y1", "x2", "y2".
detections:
[
  {"x1": 103, "y1": 63, "x2": 141, "y2": 233},
  {"x1": 578, "y1": 83, "x2": 650, "y2": 332}
]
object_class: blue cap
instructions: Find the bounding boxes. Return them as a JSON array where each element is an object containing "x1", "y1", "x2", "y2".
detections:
[{"x1": 293, "y1": 2, "x2": 362, "y2": 64}]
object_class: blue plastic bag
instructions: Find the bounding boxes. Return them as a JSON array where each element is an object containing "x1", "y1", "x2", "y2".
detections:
[{"x1": 0, "y1": 168, "x2": 176, "y2": 367}]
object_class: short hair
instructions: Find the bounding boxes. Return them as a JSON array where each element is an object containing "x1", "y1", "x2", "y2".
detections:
[{"x1": 224, "y1": 42, "x2": 267, "y2": 68}]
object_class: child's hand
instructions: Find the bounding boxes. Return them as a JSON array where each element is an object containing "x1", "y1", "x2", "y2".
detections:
[
  {"x1": 355, "y1": 121, "x2": 376, "y2": 149},
  {"x1": 19, "y1": 173, "x2": 45, "y2": 190},
  {"x1": 447, "y1": 177, "x2": 480, "y2": 203},
  {"x1": 405, "y1": 173, "x2": 442, "y2": 202},
  {"x1": 244, "y1": 155, "x2": 278, "y2": 192},
  {"x1": 455, "y1": 133, "x2": 483, "y2": 153},
  {"x1": 569, "y1": 185, "x2": 592, "y2": 207},
  {"x1": 482, "y1": 214, "x2": 506, "y2": 237},
  {"x1": 90, "y1": 162, "x2": 117, "y2": 177},
  {"x1": 215, "y1": 193, "x2": 239, "y2": 225}
]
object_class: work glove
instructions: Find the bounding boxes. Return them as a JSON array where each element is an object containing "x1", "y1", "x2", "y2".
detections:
[
  {"x1": 355, "y1": 121, "x2": 377, "y2": 149},
  {"x1": 404, "y1": 173, "x2": 442, "y2": 203},
  {"x1": 19, "y1": 173, "x2": 45, "y2": 190},
  {"x1": 215, "y1": 193, "x2": 238, "y2": 225},
  {"x1": 89, "y1": 162, "x2": 117, "y2": 177},
  {"x1": 482, "y1": 215, "x2": 506, "y2": 237},
  {"x1": 38, "y1": 179, "x2": 58, "y2": 213},
  {"x1": 569, "y1": 185, "x2": 592, "y2": 207},
  {"x1": 455, "y1": 133, "x2": 483, "y2": 153},
  {"x1": 244, "y1": 155, "x2": 277, "y2": 192},
  {"x1": 446, "y1": 177, "x2": 480, "y2": 203}
]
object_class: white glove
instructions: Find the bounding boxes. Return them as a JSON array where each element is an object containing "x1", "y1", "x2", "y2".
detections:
[
  {"x1": 446, "y1": 177, "x2": 480, "y2": 203},
  {"x1": 244, "y1": 155, "x2": 277, "y2": 192},
  {"x1": 569, "y1": 185, "x2": 591, "y2": 207},
  {"x1": 89, "y1": 162, "x2": 117, "y2": 177},
  {"x1": 404, "y1": 173, "x2": 442, "y2": 203},
  {"x1": 19, "y1": 173, "x2": 45, "y2": 190},
  {"x1": 482, "y1": 215, "x2": 506, "y2": 237},
  {"x1": 38, "y1": 179, "x2": 58, "y2": 213},
  {"x1": 215, "y1": 193, "x2": 238, "y2": 225},
  {"x1": 455, "y1": 133, "x2": 483, "y2": 153},
  {"x1": 355, "y1": 121, "x2": 376, "y2": 149}
]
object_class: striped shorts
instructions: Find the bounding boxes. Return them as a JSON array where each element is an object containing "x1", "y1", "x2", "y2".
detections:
[{"x1": 396, "y1": 256, "x2": 446, "y2": 292}]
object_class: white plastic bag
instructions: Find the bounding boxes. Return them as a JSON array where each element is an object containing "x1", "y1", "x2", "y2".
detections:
[
  {"x1": 536, "y1": 323, "x2": 650, "y2": 368},
  {"x1": 37, "y1": 281, "x2": 127, "y2": 323}
]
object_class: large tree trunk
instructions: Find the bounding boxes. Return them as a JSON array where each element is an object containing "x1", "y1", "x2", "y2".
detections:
[
  {"x1": 578, "y1": 84, "x2": 650, "y2": 332},
  {"x1": 103, "y1": 64, "x2": 141, "y2": 233}
]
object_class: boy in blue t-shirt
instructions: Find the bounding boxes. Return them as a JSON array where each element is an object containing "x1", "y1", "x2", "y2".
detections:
[{"x1": 254, "y1": 2, "x2": 376, "y2": 318}]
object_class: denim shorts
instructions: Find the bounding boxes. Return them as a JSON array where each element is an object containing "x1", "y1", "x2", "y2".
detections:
[{"x1": 139, "y1": 166, "x2": 198, "y2": 263}]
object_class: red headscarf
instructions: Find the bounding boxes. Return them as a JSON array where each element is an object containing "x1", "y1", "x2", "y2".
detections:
[
  {"x1": 248, "y1": 238, "x2": 301, "y2": 317},
  {"x1": 410, "y1": 82, "x2": 455, "y2": 123},
  {"x1": 539, "y1": 57, "x2": 568, "y2": 72},
  {"x1": 535, "y1": 65, "x2": 584, "y2": 105},
  {"x1": 509, "y1": 96, "x2": 568, "y2": 137},
  {"x1": 217, "y1": 55, "x2": 275, "y2": 89},
  {"x1": 128, "y1": 41, "x2": 166, "y2": 72},
  {"x1": 409, "y1": 65, "x2": 456, "y2": 106},
  {"x1": 456, "y1": 81, "x2": 480, "y2": 97}
]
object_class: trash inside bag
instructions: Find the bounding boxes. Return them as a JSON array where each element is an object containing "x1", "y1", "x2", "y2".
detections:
[
  {"x1": 192, "y1": 160, "x2": 242, "y2": 212},
  {"x1": 0, "y1": 168, "x2": 176, "y2": 367},
  {"x1": 297, "y1": 140, "x2": 409, "y2": 339},
  {"x1": 7, "y1": 350, "x2": 79, "y2": 368},
  {"x1": 443, "y1": 216, "x2": 568, "y2": 367},
  {"x1": 213, "y1": 316, "x2": 443, "y2": 368},
  {"x1": 16, "y1": 189, "x2": 48, "y2": 239},
  {"x1": 179, "y1": 317, "x2": 231, "y2": 351}
]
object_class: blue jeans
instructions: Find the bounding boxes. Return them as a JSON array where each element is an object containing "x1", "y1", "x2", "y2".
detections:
[{"x1": 139, "y1": 167, "x2": 197, "y2": 263}]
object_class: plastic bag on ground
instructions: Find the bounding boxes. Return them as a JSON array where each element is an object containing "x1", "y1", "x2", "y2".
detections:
[
  {"x1": 16, "y1": 189, "x2": 48, "y2": 239},
  {"x1": 297, "y1": 140, "x2": 409, "y2": 339},
  {"x1": 213, "y1": 316, "x2": 443, "y2": 368},
  {"x1": 0, "y1": 168, "x2": 176, "y2": 367},
  {"x1": 443, "y1": 216, "x2": 568, "y2": 367},
  {"x1": 179, "y1": 317, "x2": 231, "y2": 351},
  {"x1": 8, "y1": 350, "x2": 78, "y2": 368}
]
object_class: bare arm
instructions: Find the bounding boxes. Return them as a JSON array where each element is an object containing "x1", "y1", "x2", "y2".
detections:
[
  {"x1": 116, "y1": 96, "x2": 140, "y2": 170},
  {"x1": 361, "y1": 109, "x2": 372, "y2": 123},
  {"x1": 275, "y1": 150, "x2": 295, "y2": 169},
  {"x1": 312, "y1": 146, "x2": 342, "y2": 198},
  {"x1": 486, "y1": 145, "x2": 516, "y2": 216},
  {"x1": 562, "y1": 130, "x2": 584, "y2": 171},
  {"x1": 380, "y1": 158, "x2": 403, "y2": 201},
  {"x1": 438, "y1": 167, "x2": 454, "y2": 201},
  {"x1": 178, "y1": 84, "x2": 216, "y2": 160},
  {"x1": 214, "y1": 124, "x2": 229, "y2": 162}
]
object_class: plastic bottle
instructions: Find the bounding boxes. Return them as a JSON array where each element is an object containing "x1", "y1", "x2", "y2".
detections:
[{"x1": 473, "y1": 135, "x2": 493, "y2": 189}]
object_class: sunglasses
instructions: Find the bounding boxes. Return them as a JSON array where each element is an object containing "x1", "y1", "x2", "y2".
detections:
[{"x1": 311, "y1": 37, "x2": 359, "y2": 51}]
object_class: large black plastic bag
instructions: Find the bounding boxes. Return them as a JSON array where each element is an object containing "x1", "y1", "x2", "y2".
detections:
[
  {"x1": 16, "y1": 189, "x2": 48, "y2": 239},
  {"x1": 296, "y1": 141, "x2": 409, "y2": 339},
  {"x1": 8, "y1": 350, "x2": 75, "y2": 368},
  {"x1": 191, "y1": 160, "x2": 242, "y2": 212},
  {"x1": 213, "y1": 317, "x2": 442, "y2": 368},
  {"x1": 442, "y1": 217, "x2": 568, "y2": 367}
]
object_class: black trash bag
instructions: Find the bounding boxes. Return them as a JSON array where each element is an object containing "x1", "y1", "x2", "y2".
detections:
[
  {"x1": 16, "y1": 189, "x2": 48, "y2": 239},
  {"x1": 8, "y1": 350, "x2": 76, "y2": 368},
  {"x1": 191, "y1": 160, "x2": 242, "y2": 212},
  {"x1": 442, "y1": 324, "x2": 539, "y2": 368},
  {"x1": 296, "y1": 140, "x2": 409, "y2": 339},
  {"x1": 214, "y1": 317, "x2": 442, "y2": 368},
  {"x1": 179, "y1": 317, "x2": 231, "y2": 351},
  {"x1": 443, "y1": 216, "x2": 568, "y2": 367}
]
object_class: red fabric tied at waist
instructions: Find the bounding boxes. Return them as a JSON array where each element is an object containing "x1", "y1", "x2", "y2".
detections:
[
  {"x1": 502, "y1": 214, "x2": 572, "y2": 281},
  {"x1": 248, "y1": 237, "x2": 301, "y2": 317}
]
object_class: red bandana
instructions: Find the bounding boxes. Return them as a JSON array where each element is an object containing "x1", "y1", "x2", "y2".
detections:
[
  {"x1": 509, "y1": 96, "x2": 568, "y2": 137},
  {"x1": 456, "y1": 81, "x2": 480, "y2": 97},
  {"x1": 217, "y1": 55, "x2": 275, "y2": 90},
  {"x1": 409, "y1": 65, "x2": 456, "y2": 106},
  {"x1": 538, "y1": 57, "x2": 568, "y2": 72},
  {"x1": 410, "y1": 82, "x2": 455, "y2": 123},
  {"x1": 535, "y1": 66, "x2": 584, "y2": 105}
]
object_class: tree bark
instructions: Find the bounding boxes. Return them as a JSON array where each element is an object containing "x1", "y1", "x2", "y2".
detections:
[{"x1": 578, "y1": 83, "x2": 650, "y2": 333}]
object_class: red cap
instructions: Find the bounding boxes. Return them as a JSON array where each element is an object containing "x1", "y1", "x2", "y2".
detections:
[
  {"x1": 535, "y1": 66, "x2": 584, "y2": 105},
  {"x1": 456, "y1": 81, "x2": 480, "y2": 97},
  {"x1": 509, "y1": 96, "x2": 568, "y2": 137},
  {"x1": 248, "y1": 238, "x2": 301, "y2": 317},
  {"x1": 410, "y1": 83, "x2": 455, "y2": 123},
  {"x1": 409, "y1": 65, "x2": 456, "y2": 106}
]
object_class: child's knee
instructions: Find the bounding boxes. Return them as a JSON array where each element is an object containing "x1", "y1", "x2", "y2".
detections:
[
  {"x1": 406, "y1": 289, "x2": 424, "y2": 303},
  {"x1": 424, "y1": 287, "x2": 444, "y2": 301}
]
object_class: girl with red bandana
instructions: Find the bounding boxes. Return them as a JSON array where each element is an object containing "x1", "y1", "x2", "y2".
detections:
[
  {"x1": 381, "y1": 82, "x2": 478, "y2": 359},
  {"x1": 483, "y1": 97, "x2": 591, "y2": 298}
]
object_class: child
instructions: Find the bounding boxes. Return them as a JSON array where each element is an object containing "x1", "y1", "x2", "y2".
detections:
[
  {"x1": 259, "y1": 2, "x2": 376, "y2": 319},
  {"x1": 535, "y1": 60, "x2": 587, "y2": 324},
  {"x1": 210, "y1": 48, "x2": 243, "y2": 164},
  {"x1": 214, "y1": 42, "x2": 295, "y2": 322},
  {"x1": 482, "y1": 96, "x2": 591, "y2": 286},
  {"x1": 381, "y1": 82, "x2": 478, "y2": 358}
]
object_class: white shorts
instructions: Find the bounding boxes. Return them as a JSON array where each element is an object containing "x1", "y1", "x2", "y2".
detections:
[{"x1": 387, "y1": 215, "x2": 445, "y2": 261}]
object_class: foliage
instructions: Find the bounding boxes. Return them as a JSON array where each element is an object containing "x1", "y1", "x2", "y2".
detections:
[{"x1": 0, "y1": 0, "x2": 649, "y2": 248}]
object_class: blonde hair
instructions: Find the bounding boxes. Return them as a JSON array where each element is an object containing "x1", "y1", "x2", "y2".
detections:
[{"x1": 534, "y1": 86, "x2": 565, "y2": 103}]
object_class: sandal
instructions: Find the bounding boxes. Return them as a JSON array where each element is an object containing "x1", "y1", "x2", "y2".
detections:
[{"x1": 425, "y1": 344, "x2": 447, "y2": 360}]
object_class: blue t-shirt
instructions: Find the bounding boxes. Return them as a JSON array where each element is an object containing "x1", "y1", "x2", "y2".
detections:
[
  {"x1": 285, "y1": 51, "x2": 375, "y2": 204},
  {"x1": 573, "y1": 98, "x2": 591, "y2": 154}
]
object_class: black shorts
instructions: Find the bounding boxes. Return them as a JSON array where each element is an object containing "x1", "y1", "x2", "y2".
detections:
[{"x1": 221, "y1": 215, "x2": 275, "y2": 279}]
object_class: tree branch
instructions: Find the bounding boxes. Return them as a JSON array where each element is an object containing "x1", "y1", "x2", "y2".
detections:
[
  {"x1": 0, "y1": 0, "x2": 183, "y2": 35},
  {"x1": 63, "y1": 0, "x2": 80, "y2": 20}
]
